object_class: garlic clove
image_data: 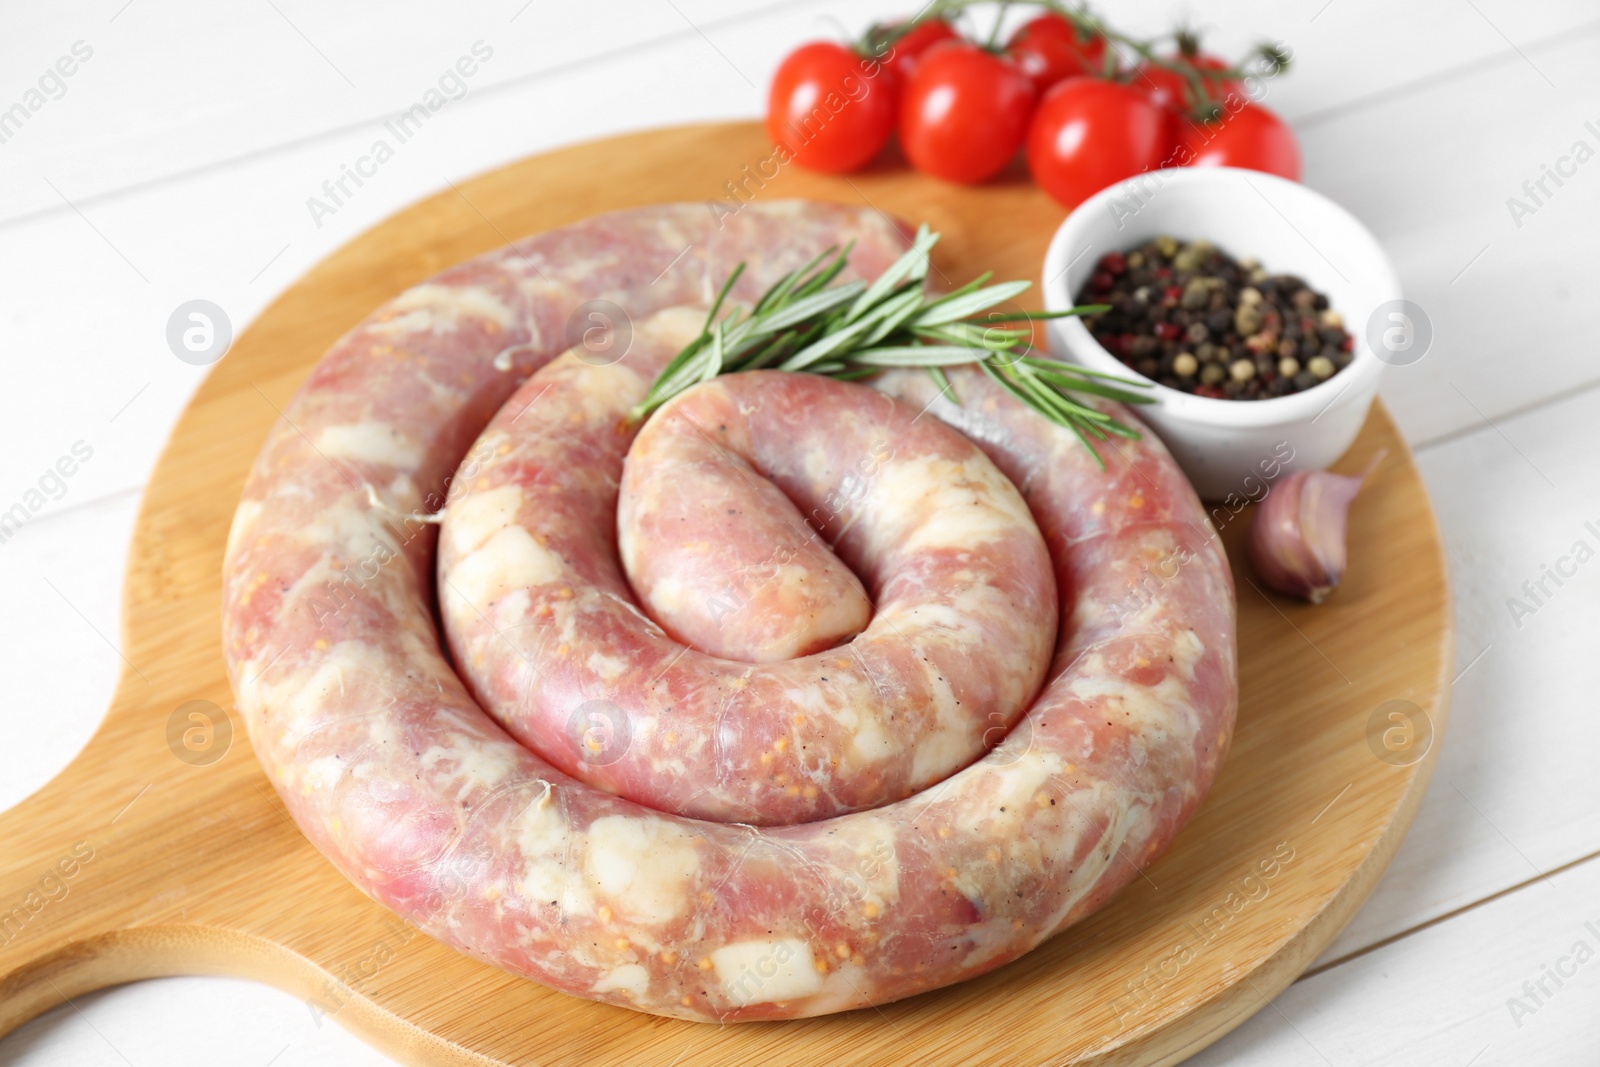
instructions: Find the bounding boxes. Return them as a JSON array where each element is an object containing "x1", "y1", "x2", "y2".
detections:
[{"x1": 1248, "y1": 452, "x2": 1384, "y2": 604}]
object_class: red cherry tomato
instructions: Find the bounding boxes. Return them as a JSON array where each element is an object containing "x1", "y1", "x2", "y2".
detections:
[
  {"x1": 1136, "y1": 53, "x2": 1238, "y2": 113},
  {"x1": 766, "y1": 42, "x2": 897, "y2": 173},
  {"x1": 879, "y1": 19, "x2": 960, "y2": 85},
  {"x1": 1026, "y1": 78, "x2": 1172, "y2": 207},
  {"x1": 900, "y1": 42, "x2": 1036, "y2": 184},
  {"x1": 1007, "y1": 13, "x2": 1108, "y2": 95},
  {"x1": 1178, "y1": 103, "x2": 1301, "y2": 180}
]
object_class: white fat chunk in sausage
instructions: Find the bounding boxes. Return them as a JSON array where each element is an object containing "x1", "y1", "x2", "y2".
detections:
[
  {"x1": 1038, "y1": 795, "x2": 1151, "y2": 936},
  {"x1": 584, "y1": 650, "x2": 629, "y2": 684},
  {"x1": 911, "y1": 727, "x2": 973, "y2": 784},
  {"x1": 906, "y1": 630, "x2": 1006, "y2": 779},
  {"x1": 386, "y1": 474, "x2": 420, "y2": 507},
  {"x1": 712, "y1": 939, "x2": 821, "y2": 1006},
  {"x1": 627, "y1": 571, "x2": 695, "y2": 629},
  {"x1": 419, "y1": 736, "x2": 520, "y2": 803},
  {"x1": 301, "y1": 505, "x2": 403, "y2": 567},
  {"x1": 315, "y1": 422, "x2": 424, "y2": 470},
  {"x1": 764, "y1": 563, "x2": 869, "y2": 659},
  {"x1": 956, "y1": 917, "x2": 1026, "y2": 972},
  {"x1": 878, "y1": 581, "x2": 1014, "y2": 650},
  {"x1": 867, "y1": 455, "x2": 1034, "y2": 554},
  {"x1": 848, "y1": 715, "x2": 893, "y2": 767},
  {"x1": 644, "y1": 305, "x2": 716, "y2": 347},
  {"x1": 225, "y1": 499, "x2": 262, "y2": 563},
  {"x1": 591, "y1": 963, "x2": 651, "y2": 1000},
  {"x1": 385, "y1": 283, "x2": 517, "y2": 331},
  {"x1": 952, "y1": 749, "x2": 1067, "y2": 852},
  {"x1": 299, "y1": 754, "x2": 345, "y2": 793},
  {"x1": 583, "y1": 816, "x2": 700, "y2": 926},
  {"x1": 257, "y1": 653, "x2": 355, "y2": 748},
  {"x1": 521, "y1": 860, "x2": 593, "y2": 920},
  {"x1": 1170, "y1": 628, "x2": 1205, "y2": 680},
  {"x1": 445, "y1": 525, "x2": 564, "y2": 611},
  {"x1": 561, "y1": 359, "x2": 646, "y2": 424},
  {"x1": 515, "y1": 788, "x2": 595, "y2": 918},
  {"x1": 1070, "y1": 655, "x2": 1205, "y2": 740},
  {"x1": 833, "y1": 820, "x2": 900, "y2": 911},
  {"x1": 367, "y1": 308, "x2": 436, "y2": 336},
  {"x1": 445, "y1": 485, "x2": 525, "y2": 556}
]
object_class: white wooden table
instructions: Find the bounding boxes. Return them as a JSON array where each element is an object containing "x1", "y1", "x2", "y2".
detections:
[{"x1": 1, "y1": 1, "x2": 1596, "y2": 1063}]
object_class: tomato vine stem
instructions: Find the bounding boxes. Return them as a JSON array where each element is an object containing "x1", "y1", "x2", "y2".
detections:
[{"x1": 858, "y1": 0, "x2": 1290, "y2": 123}]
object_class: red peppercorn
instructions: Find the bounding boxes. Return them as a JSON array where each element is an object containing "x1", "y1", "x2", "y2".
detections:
[{"x1": 1073, "y1": 236, "x2": 1348, "y2": 403}]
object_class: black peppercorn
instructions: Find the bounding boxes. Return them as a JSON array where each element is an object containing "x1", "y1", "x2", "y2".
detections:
[{"x1": 1077, "y1": 238, "x2": 1353, "y2": 401}]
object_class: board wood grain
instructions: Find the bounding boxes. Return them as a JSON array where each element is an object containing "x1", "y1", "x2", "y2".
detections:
[{"x1": 0, "y1": 122, "x2": 1452, "y2": 1066}]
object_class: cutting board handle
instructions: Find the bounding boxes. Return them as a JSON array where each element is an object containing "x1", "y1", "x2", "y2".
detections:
[{"x1": 0, "y1": 679, "x2": 259, "y2": 1033}]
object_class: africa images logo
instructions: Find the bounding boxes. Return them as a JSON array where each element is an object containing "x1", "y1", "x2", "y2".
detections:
[{"x1": 306, "y1": 41, "x2": 494, "y2": 228}]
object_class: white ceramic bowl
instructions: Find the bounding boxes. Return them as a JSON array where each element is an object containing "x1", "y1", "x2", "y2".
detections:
[{"x1": 1041, "y1": 166, "x2": 1401, "y2": 501}]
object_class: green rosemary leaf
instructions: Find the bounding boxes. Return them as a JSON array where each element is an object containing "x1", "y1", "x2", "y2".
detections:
[
  {"x1": 1017, "y1": 355, "x2": 1149, "y2": 385},
  {"x1": 1099, "y1": 418, "x2": 1144, "y2": 440},
  {"x1": 914, "y1": 279, "x2": 1032, "y2": 326},
  {"x1": 977, "y1": 355, "x2": 1037, "y2": 413},
  {"x1": 633, "y1": 337, "x2": 708, "y2": 417},
  {"x1": 703, "y1": 262, "x2": 745, "y2": 330},
  {"x1": 1023, "y1": 359, "x2": 1154, "y2": 392},
  {"x1": 1009, "y1": 364, "x2": 1083, "y2": 417},
  {"x1": 751, "y1": 267, "x2": 802, "y2": 318},
  {"x1": 741, "y1": 328, "x2": 804, "y2": 371},
  {"x1": 916, "y1": 321, "x2": 1029, "y2": 352},
  {"x1": 649, "y1": 336, "x2": 705, "y2": 389},
  {"x1": 981, "y1": 357, "x2": 1108, "y2": 469},
  {"x1": 917, "y1": 270, "x2": 990, "y2": 307},
  {"x1": 635, "y1": 224, "x2": 1148, "y2": 462},
  {"x1": 777, "y1": 315, "x2": 879, "y2": 371},
  {"x1": 845, "y1": 226, "x2": 937, "y2": 322},
  {"x1": 759, "y1": 281, "x2": 866, "y2": 332},
  {"x1": 703, "y1": 321, "x2": 726, "y2": 382},
  {"x1": 848, "y1": 345, "x2": 991, "y2": 367},
  {"x1": 830, "y1": 366, "x2": 883, "y2": 381},
  {"x1": 857, "y1": 287, "x2": 928, "y2": 348},
  {"x1": 977, "y1": 303, "x2": 1112, "y2": 323},
  {"x1": 791, "y1": 241, "x2": 855, "y2": 298},
  {"x1": 1026, "y1": 376, "x2": 1156, "y2": 406},
  {"x1": 754, "y1": 244, "x2": 843, "y2": 315},
  {"x1": 650, "y1": 348, "x2": 712, "y2": 407},
  {"x1": 715, "y1": 317, "x2": 767, "y2": 366}
]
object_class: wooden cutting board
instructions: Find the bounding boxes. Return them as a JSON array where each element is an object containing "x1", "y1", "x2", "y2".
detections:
[{"x1": 0, "y1": 122, "x2": 1452, "y2": 1066}]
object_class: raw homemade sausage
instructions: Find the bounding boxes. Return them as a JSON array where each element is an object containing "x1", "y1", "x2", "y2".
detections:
[
  {"x1": 221, "y1": 201, "x2": 1237, "y2": 1022},
  {"x1": 439, "y1": 338, "x2": 1058, "y2": 824}
]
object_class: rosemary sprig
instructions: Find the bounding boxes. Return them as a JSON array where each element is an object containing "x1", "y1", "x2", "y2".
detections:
[{"x1": 630, "y1": 225, "x2": 1152, "y2": 466}]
